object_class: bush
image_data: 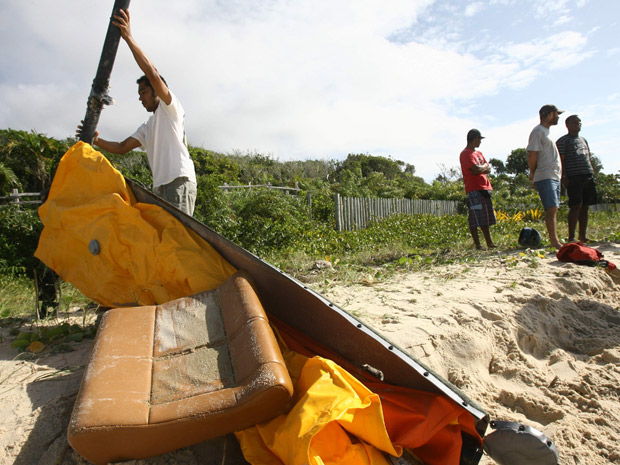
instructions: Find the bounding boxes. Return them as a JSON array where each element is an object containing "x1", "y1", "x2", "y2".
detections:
[
  {"x1": 0, "y1": 129, "x2": 71, "y2": 195},
  {"x1": 0, "y1": 206, "x2": 43, "y2": 276},
  {"x1": 107, "y1": 150, "x2": 152, "y2": 188},
  {"x1": 194, "y1": 175, "x2": 238, "y2": 238},
  {"x1": 234, "y1": 189, "x2": 313, "y2": 254}
]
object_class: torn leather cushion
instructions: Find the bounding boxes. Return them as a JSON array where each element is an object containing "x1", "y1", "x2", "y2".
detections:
[{"x1": 68, "y1": 270, "x2": 293, "y2": 465}]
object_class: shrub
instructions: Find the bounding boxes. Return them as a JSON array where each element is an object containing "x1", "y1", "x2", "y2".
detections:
[
  {"x1": 234, "y1": 190, "x2": 313, "y2": 254},
  {"x1": 0, "y1": 206, "x2": 43, "y2": 276}
]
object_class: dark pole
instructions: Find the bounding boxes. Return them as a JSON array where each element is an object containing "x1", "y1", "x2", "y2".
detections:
[{"x1": 79, "y1": 0, "x2": 131, "y2": 144}]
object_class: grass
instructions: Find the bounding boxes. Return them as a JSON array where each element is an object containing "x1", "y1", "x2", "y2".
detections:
[
  {"x1": 1, "y1": 210, "x2": 619, "y2": 321},
  {"x1": 270, "y1": 209, "x2": 620, "y2": 284},
  {"x1": 0, "y1": 275, "x2": 36, "y2": 319},
  {"x1": 1, "y1": 210, "x2": 618, "y2": 356},
  {"x1": 0, "y1": 278, "x2": 98, "y2": 357},
  {"x1": 0, "y1": 276, "x2": 93, "y2": 320}
]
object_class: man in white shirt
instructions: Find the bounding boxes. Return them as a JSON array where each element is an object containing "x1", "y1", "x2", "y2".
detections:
[
  {"x1": 526, "y1": 104, "x2": 563, "y2": 249},
  {"x1": 79, "y1": 8, "x2": 197, "y2": 216}
]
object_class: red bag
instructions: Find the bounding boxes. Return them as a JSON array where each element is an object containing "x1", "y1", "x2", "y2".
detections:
[{"x1": 556, "y1": 242, "x2": 616, "y2": 270}]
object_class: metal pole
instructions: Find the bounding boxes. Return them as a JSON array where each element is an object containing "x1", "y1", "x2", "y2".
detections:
[{"x1": 79, "y1": 0, "x2": 132, "y2": 144}]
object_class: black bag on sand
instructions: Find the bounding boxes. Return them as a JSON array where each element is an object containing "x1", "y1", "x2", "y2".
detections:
[{"x1": 518, "y1": 227, "x2": 542, "y2": 248}]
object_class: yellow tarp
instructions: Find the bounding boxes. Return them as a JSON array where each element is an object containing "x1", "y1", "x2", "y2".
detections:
[
  {"x1": 236, "y1": 343, "x2": 402, "y2": 465},
  {"x1": 35, "y1": 142, "x2": 236, "y2": 307}
]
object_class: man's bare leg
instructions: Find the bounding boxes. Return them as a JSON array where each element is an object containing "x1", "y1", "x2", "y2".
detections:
[
  {"x1": 469, "y1": 225, "x2": 482, "y2": 249},
  {"x1": 545, "y1": 206, "x2": 562, "y2": 249},
  {"x1": 480, "y1": 225, "x2": 496, "y2": 248},
  {"x1": 567, "y1": 204, "x2": 581, "y2": 241},
  {"x1": 578, "y1": 205, "x2": 590, "y2": 242}
]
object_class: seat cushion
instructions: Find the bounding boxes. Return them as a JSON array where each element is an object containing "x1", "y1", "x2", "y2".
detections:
[{"x1": 68, "y1": 270, "x2": 293, "y2": 465}]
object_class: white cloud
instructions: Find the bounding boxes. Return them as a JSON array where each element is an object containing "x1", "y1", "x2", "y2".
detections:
[
  {"x1": 553, "y1": 15, "x2": 573, "y2": 26},
  {"x1": 534, "y1": 0, "x2": 570, "y2": 16},
  {"x1": 0, "y1": 0, "x2": 618, "y2": 182},
  {"x1": 465, "y1": 2, "x2": 485, "y2": 17},
  {"x1": 499, "y1": 31, "x2": 592, "y2": 70}
]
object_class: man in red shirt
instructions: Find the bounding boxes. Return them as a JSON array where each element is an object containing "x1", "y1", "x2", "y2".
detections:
[{"x1": 459, "y1": 129, "x2": 497, "y2": 249}]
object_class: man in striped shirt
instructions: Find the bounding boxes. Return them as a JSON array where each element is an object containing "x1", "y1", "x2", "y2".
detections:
[{"x1": 556, "y1": 115, "x2": 597, "y2": 242}]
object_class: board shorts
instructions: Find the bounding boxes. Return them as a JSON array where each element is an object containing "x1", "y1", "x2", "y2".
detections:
[
  {"x1": 466, "y1": 190, "x2": 496, "y2": 228},
  {"x1": 566, "y1": 174, "x2": 597, "y2": 207}
]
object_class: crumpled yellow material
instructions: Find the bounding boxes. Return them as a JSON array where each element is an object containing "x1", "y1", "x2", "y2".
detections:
[
  {"x1": 235, "y1": 345, "x2": 402, "y2": 465},
  {"x1": 34, "y1": 142, "x2": 236, "y2": 307}
]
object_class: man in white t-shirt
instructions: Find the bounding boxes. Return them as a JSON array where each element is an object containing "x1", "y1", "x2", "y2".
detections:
[
  {"x1": 78, "y1": 9, "x2": 197, "y2": 216},
  {"x1": 526, "y1": 104, "x2": 563, "y2": 249}
]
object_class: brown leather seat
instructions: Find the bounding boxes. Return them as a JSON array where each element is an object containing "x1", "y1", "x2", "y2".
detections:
[{"x1": 68, "y1": 270, "x2": 293, "y2": 465}]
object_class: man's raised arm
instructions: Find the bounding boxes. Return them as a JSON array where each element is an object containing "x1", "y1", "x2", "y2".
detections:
[{"x1": 112, "y1": 8, "x2": 172, "y2": 105}]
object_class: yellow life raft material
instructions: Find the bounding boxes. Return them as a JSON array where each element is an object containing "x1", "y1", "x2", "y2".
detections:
[
  {"x1": 35, "y1": 142, "x2": 237, "y2": 307},
  {"x1": 236, "y1": 349, "x2": 401, "y2": 465}
]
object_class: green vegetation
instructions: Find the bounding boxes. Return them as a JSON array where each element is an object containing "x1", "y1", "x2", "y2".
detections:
[
  {"x1": 10, "y1": 322, "x2": 97, "y2": 354},
  {"x1": 1, "y1": 127, "x2": 620, "y2": 330}
]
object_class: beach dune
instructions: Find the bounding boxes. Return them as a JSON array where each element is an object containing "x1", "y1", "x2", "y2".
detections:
[{"x1": 1, "y1": 244, "x2": 619, "y2": 465}]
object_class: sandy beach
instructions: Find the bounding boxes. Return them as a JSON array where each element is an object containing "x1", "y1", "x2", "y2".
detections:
[{"x1": 1, "y1": 243, "x2": 619, "y2": 465}]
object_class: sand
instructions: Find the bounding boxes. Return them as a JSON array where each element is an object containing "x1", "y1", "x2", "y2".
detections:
[{"x1": 1, "y1": 243, "x2": 619, "y2": 465}]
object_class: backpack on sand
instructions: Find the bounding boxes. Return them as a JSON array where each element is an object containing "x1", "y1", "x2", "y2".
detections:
[
  {"x1": 556, "y1": 242, "x2": 616, "y2": 270},
  {"x1": 518, "y1": 227, "x2": 542, "y2": 248}
]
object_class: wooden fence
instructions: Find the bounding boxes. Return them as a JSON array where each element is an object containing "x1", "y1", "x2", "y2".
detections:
[
  {"x1": 0, "y1": 189, "x2": 42, "y2": 207},
  {"x1": 219, "y1": 182, "x2": 301, "y2": 195},
  {"x1": 3, "y1": 186, "x2": 619, "y2": 230},
  {"x1": 334, "y1": 194, "x2": 461, "y2": 231},
  {"x1": 590, "y1": 203, "x2": 620, "y2": 212}
]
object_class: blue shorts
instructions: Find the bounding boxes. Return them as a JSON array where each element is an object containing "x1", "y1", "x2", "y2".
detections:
[{"x1": 534, "y1": 179, "x2": 561, "y2": 210}]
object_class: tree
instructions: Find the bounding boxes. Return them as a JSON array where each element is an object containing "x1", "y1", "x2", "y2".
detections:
[
  {"x1": 0, "y1": 162, "x2": 19, "y2": 195},
  {"x1": 404, "y1": 163, "x2": 416, "y2": 175},
  {"x1": 505, "y1": 148, "x2": 529, "y2": 176},
  {"x1": 435, "y1": 164, "x2": 461, "y2": 183},
  {"x1": 590, "y1": 154, "x2": 603, "y2": 177},
  {"x1": 595, "y1": 172, "x2": 620, "y2": 203},
  {"x1": 0, "y1": 129, "x2": 69, "y2": 192},
  {"x1": 489, "y1": 158, "x2": 506, "y2": 175},
  {"x1": 336, "y1": 154, "x2": 404, "y2": 180}
]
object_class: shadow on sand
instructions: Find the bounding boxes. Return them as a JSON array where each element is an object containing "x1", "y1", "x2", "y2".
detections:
[{"x1": 0, "y1": 311, "x2": 248, "y2": 465}]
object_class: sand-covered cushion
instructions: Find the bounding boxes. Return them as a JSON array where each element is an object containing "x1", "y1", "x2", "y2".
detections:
[{"x1": 68, "y1": 270, "x2": 293, "y2": 465}]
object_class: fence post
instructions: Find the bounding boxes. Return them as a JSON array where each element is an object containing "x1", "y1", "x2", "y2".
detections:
[
  {"x1": 335, "y1": 193, "x2": 342, "y2": 231},
  {"x1": 11, "y1": 189, "x2": 20, "y2": 204}
]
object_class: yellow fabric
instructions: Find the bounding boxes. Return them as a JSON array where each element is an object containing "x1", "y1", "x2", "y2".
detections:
[
  {"x1": 35, "y1": 142, "x2": 236, "y2": 307},
  {"x1": 235, "y1": 346, "x2": 402, "y2": 465}
]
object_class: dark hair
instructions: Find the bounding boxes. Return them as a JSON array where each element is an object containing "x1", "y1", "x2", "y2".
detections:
[
  {"x1": 565, "y1": 114, "x2": 580, "y2": 124},
  {"x1": 137, "y1": 74, "x2": 168, "y2": 89}
]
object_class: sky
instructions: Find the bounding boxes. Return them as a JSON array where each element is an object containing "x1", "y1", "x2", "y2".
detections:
[{"x1": 1, "y1": 0, "x2": 619, "y2": 182}]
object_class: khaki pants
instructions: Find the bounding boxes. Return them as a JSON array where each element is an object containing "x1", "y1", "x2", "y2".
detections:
[{"x1": 153, "y1": 176, "x2": 197, "y2": 216}]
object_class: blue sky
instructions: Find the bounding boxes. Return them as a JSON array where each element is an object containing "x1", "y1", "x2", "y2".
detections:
[{"x1": 1, "y1": 0, "x2": 618, "y2": 181}]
